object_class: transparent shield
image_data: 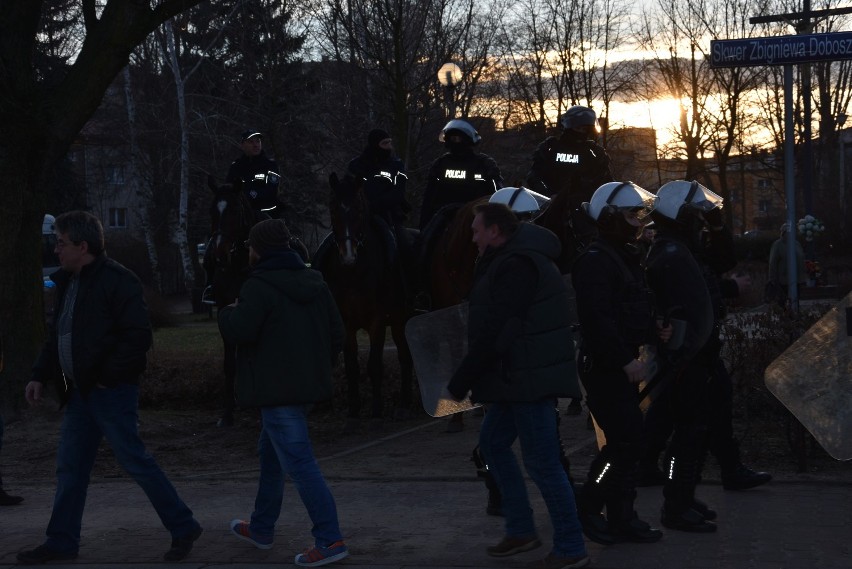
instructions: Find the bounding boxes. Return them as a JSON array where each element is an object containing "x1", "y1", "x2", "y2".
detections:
[
  {"x1": 764, "y1": 291, "x2": 852, "y2": 461},
  {"x1": 404, "y1": 303, "x2": 480, "y2": 417}
]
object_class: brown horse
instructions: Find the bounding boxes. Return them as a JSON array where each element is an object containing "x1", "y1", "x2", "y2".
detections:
[
  {"x1": 317, "y1": 172, "x2": 414, "y2": 431},
  {"x1": 423, "y1": 198, "x2": 487, "y2": 310}
]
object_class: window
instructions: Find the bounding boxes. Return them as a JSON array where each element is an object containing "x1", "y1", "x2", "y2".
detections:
[
  {"x1": 757, "y1": 179, "x2": 773, "y2": 190},
  {"x1": 108, "y1": 208, "x2": 127, "y2": 228},
  {"x1": 105, "y1": 165, "x2": 125, "y2": 185},
  {"x1": 758, "y1": 199, "x2": 772, "y2": 213}
]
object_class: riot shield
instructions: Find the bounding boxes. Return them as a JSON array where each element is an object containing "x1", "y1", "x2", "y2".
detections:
[
  {"x1": 404, "y1": 303, "x2": 480, "y2": 417},
  {"x1": 764, "y1": 292, "x2": 852, "y2": 461}
]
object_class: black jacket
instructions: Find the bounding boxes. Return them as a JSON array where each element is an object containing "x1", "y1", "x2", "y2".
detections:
[
  {"x1": 227, "y1": 152, "x2": 281, "y2": 211},
  {"x1": 526, "y1": 132, "x2": 612, "y2": 204},
  {"x1": 573, "y1": 237, "x2": 654, "y2": 369},
  {"x1": 348, "y1": 154, "x2": 410, "y2": 224},
  {"x1": 32, "y1": 255, "x2": 153, "y2": 399},
  {"x1": 419, "y1": 150, "x2": 502, "y2": 229},
  {"x1": 447, "y1": 223, "x2": 578, "y2": 402}
]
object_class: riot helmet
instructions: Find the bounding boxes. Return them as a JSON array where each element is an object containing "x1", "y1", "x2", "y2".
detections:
[
  {"x1": 489, "y1": 186, "x2": 550, "y2": 220},
  {"x1": 583, "y1": 181, "x2": 655, "y2": 241},
  {"x1": 439, "y1": 119, "x2": 482, "y2": 145},
  {"x1": 559, "y1": 106, "x2": 600, "y2": 136},
  {"x1": 653, "y1": 180, "x2": 723, "y2": 230}
]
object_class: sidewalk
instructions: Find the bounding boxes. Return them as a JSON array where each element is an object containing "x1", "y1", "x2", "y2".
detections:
[{"x1": 3, "y1": 408, "x2": 851, "y2": 569}]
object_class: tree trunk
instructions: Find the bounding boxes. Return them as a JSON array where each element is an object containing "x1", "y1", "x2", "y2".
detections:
[{"x1": 0, "y1": 158, "x2": 48, "y2": 417}]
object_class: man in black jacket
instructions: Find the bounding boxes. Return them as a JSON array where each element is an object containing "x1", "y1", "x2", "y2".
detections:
[
  {"x1": 18, "y1": 211, "x2": 202, "y2": 565},
  {"x1": 447, "y1": 203, "x2": 588, "y2": 569}
]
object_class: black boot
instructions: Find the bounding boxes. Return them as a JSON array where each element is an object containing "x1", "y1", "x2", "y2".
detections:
[
  {"x1": 722, "y1": 463, "x2": 772, "y2": 490},
  {"x1": 577, "y1": 454, "x2": 616, "y2": 545},
  {"x1": 661, "y1": 456, "x2": 716, "y2": 533},
  {"x1": 472, "y1": 446, "x2": 503, "y2": 516},
  {"x1": 0, "y1": 484, "x2": 23, "y2": 506}
]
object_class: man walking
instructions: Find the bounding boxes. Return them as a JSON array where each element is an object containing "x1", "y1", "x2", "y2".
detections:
[
  {"x1": 219, "y1": 218, "x2": 349, "y2": 567},
  {"x1": 18, "y1": 210, "x2": 202, "y2": 564},
  {"x1": 447, "y1": 202, "x2": 588, "y2": 569}
]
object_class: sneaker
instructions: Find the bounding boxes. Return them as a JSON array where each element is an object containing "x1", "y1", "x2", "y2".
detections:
[
  {"x1": 229, "y1": 519, "x2": 273, "y2": 550},
  {"x1": 163, "y1": 524, "x2": 203, "y2": 561},
  {"x1": 486, "y1": 535, "x2": 542, "y2": 557},
  {"x1": 294, "y1": 540, "x2": 349, "y2": 567},
  {"x1": 17, "y1": 544, "x2": 78, "y2": 565},
  {"x1": 526, "y1": 553, "x2": 590, "y2": 569}
]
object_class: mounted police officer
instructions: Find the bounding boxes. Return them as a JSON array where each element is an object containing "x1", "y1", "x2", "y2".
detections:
[
  {"x1": 227, "y1": 130, "x2": 283, "y2": 218},
  {"x1": 418, "y1": 119, "x2": 502, "y2": 230},
  {"x1": 346, "y1": 129, "x2": 417, "y2": 301},
  {"x1": 644, "y1": 180, "x2": 718, "y2": 533},
  {"x1": 526, "y1": 106, "x2": 614, "y2": 258},
  {"x1": 572, "y1": 181, "x2": 664, "y2": 545}
]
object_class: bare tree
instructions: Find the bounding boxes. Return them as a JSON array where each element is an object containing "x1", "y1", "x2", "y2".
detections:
[{"x1": 0, "y1": 0, "x2": 205, "y2": 414}]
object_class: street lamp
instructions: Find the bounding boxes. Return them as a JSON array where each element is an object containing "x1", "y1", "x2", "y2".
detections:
[{"x1": 437, "y1": 62, "x2": 462, "y2": 118}]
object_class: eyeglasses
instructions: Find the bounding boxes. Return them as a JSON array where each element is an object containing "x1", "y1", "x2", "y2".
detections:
[{"x1": 56, "y1": 238, "x2": 81, "y2": 249}]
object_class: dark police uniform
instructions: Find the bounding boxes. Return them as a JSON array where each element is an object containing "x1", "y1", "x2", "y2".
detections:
[
  {"x1": 419, "y1": 151, "x2": 502, "y2": 230},
  {"x1": 226, "y1": 153, "x2": 281, "y2": 214},
  {"x1": 573, "y1": 237, "x2": 657, "y2": 542},
  {"x1": 527, "y1": 131, "x2": 613, "y2": 205}
]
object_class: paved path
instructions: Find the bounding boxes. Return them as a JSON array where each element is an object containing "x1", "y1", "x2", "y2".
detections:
[{"x1": 2, "y1": 408, "x2": 851, "y2": 569}]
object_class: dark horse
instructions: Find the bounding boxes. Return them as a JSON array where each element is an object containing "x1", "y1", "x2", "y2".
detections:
[
  {"x1": 419, "y1": 197, "x2": 487, "y2": 432},
  {"x1": 534, "y1": 189, "x2": 592, "y2": 273},
  {"x1": 316, "y1": 172, "x2": 414, "y2": 431},
  {"x1": 205, "y1": 177, "x2": 259, "y2": 427},
  {"x1": 423, "y1": 198, "x2": 487, "y2": 310}
]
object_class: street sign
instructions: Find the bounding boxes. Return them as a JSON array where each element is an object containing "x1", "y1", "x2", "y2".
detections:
[{"x1": 710, "y1": 32, "x2": 852, "y2": 68}]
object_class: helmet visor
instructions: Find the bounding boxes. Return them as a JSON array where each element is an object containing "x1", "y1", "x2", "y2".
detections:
[
  {"x1": 624, "y1": 199, "x2": 655, "y2": 225},
  {"x1": 685, "y1": 185, "x2": 723, "y2": 213}
]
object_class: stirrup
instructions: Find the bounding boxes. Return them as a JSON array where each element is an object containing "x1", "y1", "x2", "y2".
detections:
[{"x1": 201, "y1": 285, "x2": 215, "y2": 305}]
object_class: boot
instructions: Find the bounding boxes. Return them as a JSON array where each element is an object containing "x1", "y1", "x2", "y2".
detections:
[
  {"x1": 610, "y1": 511, "x2": 663, "y2": 543},
  {"x1": 0, "y1": 477, "x2": 23, "y2": 506},
  {"x1": 577, "y1": 455, "x2": 616, "y2": 545},
  {"x1": 472, "y1": 446, "x2": 503, "y2": 516},
  {"x1": 722, "y1": 463, "x2": 772, "y2": 490},
  {"x1": 661, "y1": 456, "x2": 716, "y2": 533}
]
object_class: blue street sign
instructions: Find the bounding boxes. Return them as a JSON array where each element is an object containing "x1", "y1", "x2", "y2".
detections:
[{"x1": 710, "y1": 32, "x2": 852, "y2": 68}]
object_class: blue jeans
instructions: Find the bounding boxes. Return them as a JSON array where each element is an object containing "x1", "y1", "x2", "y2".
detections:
[
  {"x1": 248, "y1": 405, "x2": 342, "y2": 547},
  {"x1": 45, "y1": 385, "x2": 198, "y2": 554},
  {"x1": 479, "y1": 399, "x2": 586, "y2": 558}
]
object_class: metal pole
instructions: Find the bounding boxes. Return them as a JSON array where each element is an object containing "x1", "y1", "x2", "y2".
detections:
[{"x1": 784, "y1": 64, "x2": 799, "y2": 314}]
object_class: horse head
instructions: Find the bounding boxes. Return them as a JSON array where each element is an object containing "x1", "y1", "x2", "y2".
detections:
[
  {"x1": 329, "y1": 172, "x2": 370, "y2": 266},
  {"x1": 208, "y1": 176, "x2": 254, "y2": 273}
]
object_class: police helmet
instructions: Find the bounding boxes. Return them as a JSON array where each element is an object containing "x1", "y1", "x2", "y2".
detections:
[
  {"x1": 489, "y1": 187, "x2": 550, "y2": 219},
  {"x1": 559, "y1": 106, "x2": 600, "y2": 132},
  {"x1": 583, "y1": 181, "x2": 655, "y2": 222},
  {"x1": 654, "y1": 180, "x2": 723, "y2": 222},
  {"x1": 439, "y1": 119, "x2": 482, "y2": 145}
]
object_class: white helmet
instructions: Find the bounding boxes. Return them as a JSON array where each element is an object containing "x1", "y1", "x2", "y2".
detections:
[
  {"x1": 559, "y1": 105, "x2": 600, "y2": 132},
  {"x1": 438, "y1": 119, "x2": 482, "y2": 145},
  {"x1": 489, "y1": 187, "x2": 550, "y2": 218},
  {"x1": 654, "y1": 180, "x2": 723, "y2": 221},
  {"x1": 584, "y1": 181, "x2": 655, "y2": 222}
]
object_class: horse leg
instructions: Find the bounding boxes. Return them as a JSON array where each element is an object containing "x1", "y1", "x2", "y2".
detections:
[
  {"x1": 390, "y1": 320, "x2": 416, "y2": 420},
  {"x1": 366, "y1": 321, "x2": 387, "y2": 425},
  {"x1": 218, "y1": 339, "x2": 236, "y2": 427},
  {"x1": 342, "y1": 328, "x2": 361, "y2": 434}
]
